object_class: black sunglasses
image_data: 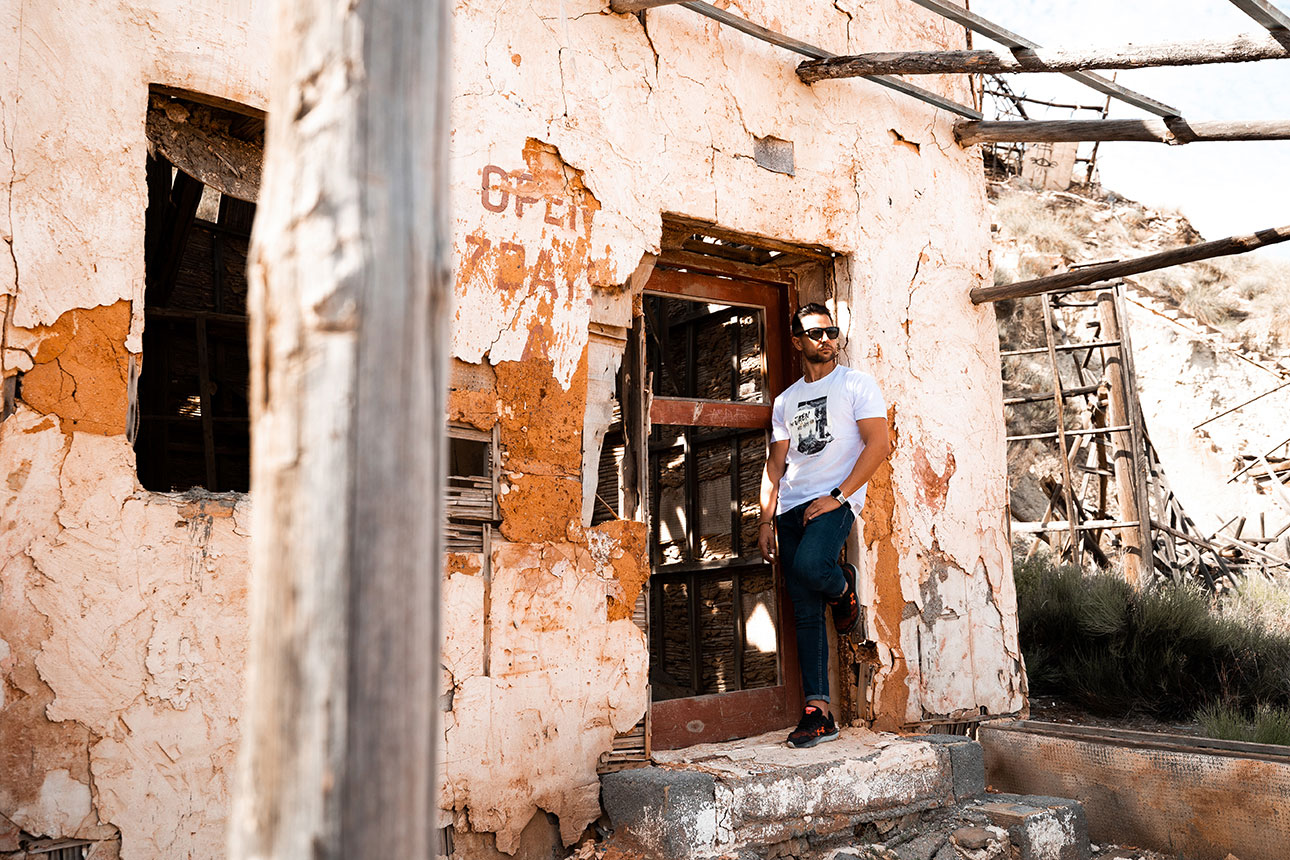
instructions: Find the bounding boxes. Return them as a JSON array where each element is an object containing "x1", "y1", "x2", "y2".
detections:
[{"x1": 795, "y1": 326, "x2": 840, "y2": 341}]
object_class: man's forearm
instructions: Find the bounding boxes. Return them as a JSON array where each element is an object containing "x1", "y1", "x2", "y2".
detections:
[
  {"x1": 836, "y1": 438, "x2": 892, "y2": 499},
  {"x1": 759, "y1": 464, "x2": 782, "y2": 523}
]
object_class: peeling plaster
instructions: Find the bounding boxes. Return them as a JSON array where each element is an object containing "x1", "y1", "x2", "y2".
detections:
[{"x1": 4, "y1": 0, "x2": 1024, "y2": 856}]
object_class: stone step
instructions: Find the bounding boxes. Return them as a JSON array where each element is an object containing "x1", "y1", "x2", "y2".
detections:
[
  {"x1": 822, "y1": 793, "x2": 1088, "y2": 860},
  {"x1": 600, "y1": 729, "x2": 985, "y2": 859},
  {"x1": 600, "y1": 729, "x2": 1090, "y2": 860}
]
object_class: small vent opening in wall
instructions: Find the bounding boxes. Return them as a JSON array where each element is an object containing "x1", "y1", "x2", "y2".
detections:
[
  {"x1": 24, "y1": 840, "x2": 92, "y2": 860},
  {"x1": 445, "y1": 423, "x2": 500, "y2": 554}
]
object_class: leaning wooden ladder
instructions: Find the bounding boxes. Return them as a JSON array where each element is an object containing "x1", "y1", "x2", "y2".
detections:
[
  {"x1": 1005, "y1": 284, "x2": 1152, "y2": 580},
  {"x1": 1003, "y1": 282, "x2": 1287, "y2": 588}
]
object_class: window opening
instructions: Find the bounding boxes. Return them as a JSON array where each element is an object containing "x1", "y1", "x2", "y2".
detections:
[
  {"x1": 135, "y1": 92, "x2": 263, "y2": 492},
  {"x1": 591, "y1": 366, "x2": 626, "y2": 525},
  {"x1": 445, "y1": 423, "x2": 500, "y2": 553}
]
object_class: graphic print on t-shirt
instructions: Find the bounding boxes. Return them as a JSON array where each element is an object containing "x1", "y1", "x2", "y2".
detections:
[{"x1": 789, "y1": 396, "x2": 832, "y2": 455}]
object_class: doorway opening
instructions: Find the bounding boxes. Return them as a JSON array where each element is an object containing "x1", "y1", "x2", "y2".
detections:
[{"x1": 637, "y1": 217, "x2": 836, "y2": 749}]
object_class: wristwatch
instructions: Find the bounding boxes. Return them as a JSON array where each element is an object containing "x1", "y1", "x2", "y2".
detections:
[{"x1": 830, "y1": 487, "x2": 851, "y2": 511}]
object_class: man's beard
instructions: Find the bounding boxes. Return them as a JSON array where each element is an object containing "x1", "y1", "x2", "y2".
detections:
[{"x1": 804, "y1": 349, "x2": 834, "y2": 365}]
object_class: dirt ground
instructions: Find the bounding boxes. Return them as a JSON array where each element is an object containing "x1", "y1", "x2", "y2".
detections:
[{"x1": 1027, "y1": 696, "x2": 1204, "y2": 737}]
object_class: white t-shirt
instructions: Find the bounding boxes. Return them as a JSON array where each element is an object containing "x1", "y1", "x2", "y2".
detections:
[{"x1": 771, "y1": 365, "x2": 886, "y2": 513}]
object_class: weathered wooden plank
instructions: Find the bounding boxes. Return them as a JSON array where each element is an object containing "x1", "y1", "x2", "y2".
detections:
[
  {"x1": 1193, "y1": 378, "x2": 1290, "y2": 428},
  {"x1": 230, "y1": 0, "x2": 449, "y2": 856},
  {"x1": 610, "y1": 0, "x2": 683, "y2": 10},
  {"x1": 906, "y1": 0, "x2": 1181, "y2": 117},
  {"x1": 798, "y1": 33, "x2": 1289, "y2": 81},
  {"x1": 146, "y1": 97, "x2": 263, "y2": 203},
  {"x1": 686, "y1": 0, "x2": 983, "y2": 120},
  {"x1": 1112, "y1": 288, "x2": 1153, "y2": 586},
  {"x1": 1040, "y1": 298, "x2": 1081, "y2": 563},
  {"x1": 956, "y1": 118, "x2": 1290, "y2": 145},
  {"x1": 1098, "y1": 294, "x2": 1144, "y2": 586},
  {"x1": 973, "y1": 224, "x2": 1290, "y2": 303}
]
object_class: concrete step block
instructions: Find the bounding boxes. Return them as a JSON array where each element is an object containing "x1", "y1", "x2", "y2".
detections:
[
  {"x1": 601, "y1": 729, "x2": 971, "y2": 859},
  {"x1": 975, "y1": 794, "x2": 1089, "y2": 860}
]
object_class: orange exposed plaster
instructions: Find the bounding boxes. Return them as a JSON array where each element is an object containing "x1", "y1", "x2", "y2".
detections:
[
  {"x1": 494, "y1": 352, "x2": 587, "y2": 478},
  {"x1": 446, "y1": 553, "x2": 484, "y2": 577},
  {"x1": 861, "y1": 406, "x2": 906, "y2": 732},
  {"x1": 912, "y1": 445, "x2": 955, "y2": 512},
  {"x1": 0, "y1": 556, "x2": 96, "y2": 824},
  {"x1": 17, "y1": 301, "x2": 132, "y2": 436},
  {"x1": 448, "y1": 388, "x2": 500, "y2": 432},
  {"x1": 499, "y1": 475, "x2": 583, "y2": 544},
  {"x1": 590, "y1": 520, "x2": 649, "y2": 623},
  {"x1": 176, "y1": 498, "x2": 236, "y2": 520}
]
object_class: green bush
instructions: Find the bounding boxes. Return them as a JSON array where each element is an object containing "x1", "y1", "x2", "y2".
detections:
[
  {"x1": 1196, "y1": 702, "x2": 1251, "y2": 741},
  {"x1": 1196, "y1": 702, "x2": 1290, "y2": 746},
  {"x1": 1014, "y1": 556, "x2": 1290, "y2": 719}
]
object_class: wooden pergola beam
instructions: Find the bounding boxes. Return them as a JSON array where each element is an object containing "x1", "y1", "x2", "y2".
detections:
[
  {"x1": 798, "y1": 33, "x2": 1289, "y2": 81},
  {"x1": 906, "y1": 0, "x2": 1181, "y2": 118},
  {"x1": 972, "y1": 224, "x2": 1290, "y2": 304},
  {"x1": 955, "y1": 118, "x2": 1290, "y2": 145},
  {"x1": 610, "y1": 0, "x2": 683, "y2": 11},
  {"x1": 1228, "y1": 0, "x2": 1290, "y2": 50}
]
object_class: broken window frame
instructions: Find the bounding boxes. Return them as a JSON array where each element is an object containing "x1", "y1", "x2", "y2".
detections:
[
  {"x1": 445, "y1": 422, "x2": 501, "y2": 554},
  {"x1": 134, "y1": 88, "x2": 264, "y2": 494}
]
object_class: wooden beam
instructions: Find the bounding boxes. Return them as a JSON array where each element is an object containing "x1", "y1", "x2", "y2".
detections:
[
  {"x1": 230, "y1": 0, "x2": 448, "y2": 857},
  {"x1": 147, "y1": 96, "x2": 263, "y2": 203},
  {"x1": 906, "y1": 0, "x2": 1182, "y2": 118},
  {"x1": 798, "y1": 33, "x2": 1289, "y2": 81},
  {"x1": 955, "y1": 118, "x2": 1290, "y2": 146},
  {"x1": 972, "y1": 224, "x2": 1290, "y2": 303},
  {"x1": 1098, "y1": 294, "x2": 1144, "y2": 586},
  {"x1": 610, "y1": 0, "x2": 682, "y2": 10},
  {"x1": 1228, "y1": 0, "x2": 1290, "y2": 50}
]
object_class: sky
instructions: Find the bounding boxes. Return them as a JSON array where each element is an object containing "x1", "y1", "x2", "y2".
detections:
[{"x1": 971, "y1": 0, "x2": 1290, "y2": 257}]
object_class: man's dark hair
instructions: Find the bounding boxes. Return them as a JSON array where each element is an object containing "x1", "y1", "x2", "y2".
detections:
[{"x1": 791, "y1": 302, "x2": 833, "y2": 335}]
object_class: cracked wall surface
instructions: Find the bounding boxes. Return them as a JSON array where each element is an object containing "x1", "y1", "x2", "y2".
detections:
[
  {"x1": 3, "y1": 0, "x2": 1021, "y2": 857},
  {"x1": 448, "y1": 0, "x2": 1023, "y2": 772},
  {"x1": 1, "y1": 1, "x2": 266, "y2": 858}
]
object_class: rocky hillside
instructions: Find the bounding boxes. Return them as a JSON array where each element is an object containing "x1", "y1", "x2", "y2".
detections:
[{"x1": 989, "y1": 179, "x2": 1290, "y2": 562}]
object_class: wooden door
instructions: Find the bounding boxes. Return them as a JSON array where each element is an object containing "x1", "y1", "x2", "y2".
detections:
[{"x1": 642, "y1": 267, "x2": 801, "y2": 749}]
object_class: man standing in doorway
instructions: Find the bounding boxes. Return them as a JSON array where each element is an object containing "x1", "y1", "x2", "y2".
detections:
[{"x1": 758, "y1": 302, "x2": 891, "y2": 748}]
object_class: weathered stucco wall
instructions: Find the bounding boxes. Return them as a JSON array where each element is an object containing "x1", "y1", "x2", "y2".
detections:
[
  {"x1": 444, "y1": 15, "x2": 1023, "y2": 852},
  {"x1": 2, "y1": 0, "x2": 1022, "y2": 858},
  {"x1": 1, "y1": 1, "x2": 268, "y2": 857}
]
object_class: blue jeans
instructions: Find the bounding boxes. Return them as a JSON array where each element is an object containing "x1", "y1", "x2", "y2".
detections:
[{"x1": 775, "y1": 500, "x2": 855, "y2": 704}]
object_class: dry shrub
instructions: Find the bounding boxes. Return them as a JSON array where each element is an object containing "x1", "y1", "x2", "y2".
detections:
[
  {"x1": 992, "y1": 192, "x2": 1095, "y2": 260},
  {"x1": 1181, "y1": 282, "x2": 1243, "y2": 327},
  {"x1": 1198, "y1": 702, "x2": 1290, "y2": 746},
  {"x1": 1014, "y1": 555, "x2": 1290, "y2": 719}
]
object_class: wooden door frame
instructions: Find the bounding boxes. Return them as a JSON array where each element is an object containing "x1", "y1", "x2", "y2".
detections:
[{"x1": 641, "y1": 260, "x2": 803, "y2": 750}]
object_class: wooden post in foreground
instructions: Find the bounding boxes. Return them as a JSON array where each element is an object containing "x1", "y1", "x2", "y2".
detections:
[
  {"x1": 972, "y1": 224, "x2": 1290, "y2": 303},
  {"x1": 231, "y1": 0, "x2": 450, "y2": 857},
  {"x1": 1098, "y1": 293, "x2": 1145, "y2": 587}
]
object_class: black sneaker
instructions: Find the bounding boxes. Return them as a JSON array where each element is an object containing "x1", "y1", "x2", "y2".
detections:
[
  {"x1": 787, "y1": 706, "x2": 839, "y2": 748},
  {"x1": 830, "y1": 563, "x2": 860, "y2": 636}
]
